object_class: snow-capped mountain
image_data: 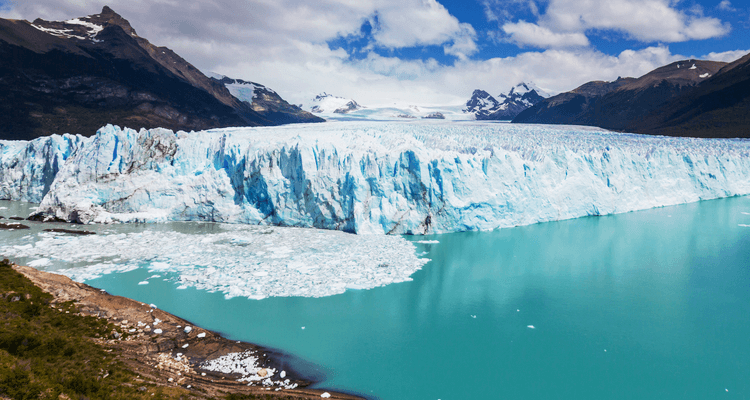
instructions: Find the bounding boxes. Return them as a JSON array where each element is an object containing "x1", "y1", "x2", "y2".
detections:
[
  {"x1": 463, "y1": 90, "x2": 501, "y2": 119},
  {"x1": 309, "y1": 93, "x2": 363, "y2": 114},
  {"x1": 464, "y1": 83, "x2": 550, "y2": 120}
]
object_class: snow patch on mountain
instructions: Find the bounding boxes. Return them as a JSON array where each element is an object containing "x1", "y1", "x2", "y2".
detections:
[
  {"x1": 31, "y1": 13, "x2": 106, "y2": 42},
  {"x1": 509, "y1": 82, "x2": 551, "y2": 98},
  {"x1": 208, "y1": 73, "x2": 276, "y2": 105},
  {"x1": 30, "y1": 25, "x2": 87, "y2": 40},
  {"x1": 64, "y1": 18, "x2": 104, "y2": 38}
]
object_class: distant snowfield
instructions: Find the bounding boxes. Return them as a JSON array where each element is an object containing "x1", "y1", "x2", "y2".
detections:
[
  {"x1": 3, "y1": 120, "x2": 750, "y2": 235},
  {"x1": 318, "y1": 104, "x2": 472, "y2": 121}
]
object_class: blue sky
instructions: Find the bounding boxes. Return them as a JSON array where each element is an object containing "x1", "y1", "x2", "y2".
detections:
[
  {"x1": 2, "y1": 0, "x2": 749, "y2": 105},
  {"x1": 329, "y1": 0, "x2": 748, "y2": 66}
]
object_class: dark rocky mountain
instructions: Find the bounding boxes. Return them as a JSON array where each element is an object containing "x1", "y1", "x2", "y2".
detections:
[
  {"x1": 211, "y1": 75, "x2": 322, "y2": 124},
  {"x1": 512, "y1": 58, "x2": 747, "y2": 137},
  {"x1": 0, "y1": 6, "x2": 320, "y2": 141},
  {"x1": 463, "y1": 89, "x2": 500, "y2": 119},
  {"x1": 464, "y1": 83, "x2": 549, "y2": 120},
  {"x1": 631, "y1": 54, "x2": 750, "y2": 138},
  {"x1": 511, "y1": 78, "x2": 635, "y2": 125}
]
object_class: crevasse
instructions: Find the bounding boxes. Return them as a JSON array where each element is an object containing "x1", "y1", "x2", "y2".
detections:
[{"x1": 3, "y1": 121, "x2": 750, "y2": 234}]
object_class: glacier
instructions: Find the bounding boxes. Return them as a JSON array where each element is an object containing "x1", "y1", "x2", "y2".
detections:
[
  {"x1": 0, "y1": 134, "x2": 85, "y2": 203},
  {"x1": 3, "y1": 121, "x2": 750, "y2": 235}
]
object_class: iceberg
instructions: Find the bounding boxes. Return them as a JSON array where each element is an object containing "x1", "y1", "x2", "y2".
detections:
[
  {"x1": 0, "y1": 223, "x2": 428, "y2": 299},
  {"x1": 3, "y1": 122, "x2": 750, "y2": 235}
]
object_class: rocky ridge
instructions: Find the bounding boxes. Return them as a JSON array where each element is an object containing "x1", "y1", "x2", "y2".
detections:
[
  {"x1": 0, "y1": 6, "x2": 319, "y2": 140},
  {"x1": 464, "y1": 83, "x2": 549, "y2": 120}
]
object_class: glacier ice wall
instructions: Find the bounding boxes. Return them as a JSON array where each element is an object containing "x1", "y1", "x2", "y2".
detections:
[
  {"x1": 0, "y1": 134, "x2": 85, "y2": 203},
  {"x1": 8, "y1": 121, "x2": 750, "y2": 234}
]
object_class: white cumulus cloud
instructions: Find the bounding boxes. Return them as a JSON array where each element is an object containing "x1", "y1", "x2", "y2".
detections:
[
  {"x1": 542, "y1": 0, "x2": 730, "y2": 42},
  {"x1": 717, "y1": 1, "x2": 736, "y2": 12},
  {"x1": 502, "y1": 20, "x2": 590, "y2": 48},
  {"x1": 703, "y1": 49, "x2": 750, "y2": 62},
  {"x1": 370, "y1": 0, "x2": 477, "y2": 57},
  {"x1": 488, "y1": 0, "x2": 730, "y2": 48}
]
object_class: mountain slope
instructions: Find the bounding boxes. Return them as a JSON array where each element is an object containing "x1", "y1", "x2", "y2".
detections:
[
  {"x1": 211, "y1": 75, "x2": 323, "y2": 124},
  {"x1": 513, "y1": 59, "x2": 730, "y2": 135},
  {"x1": 631, "y1": 54, "x2": 750, "y2": 138},
  {"x1": 0, "y1": 7, "x2": 316, "y2": 140},
  {"x1": 464, "y1": 83, "x2": 549, "y2": 120},
  {"x1": 463, "y1": 90, "x2": 500, "y2": 119},
  {"x1": 487, "y1": 82, "x2": 549, "y2": 120}
]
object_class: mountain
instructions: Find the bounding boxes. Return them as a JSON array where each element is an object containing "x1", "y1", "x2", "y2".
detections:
[
  {"x1": 463, "y1": 90, "x2": 500, "y2": 119},
  {"x1": 512, "y1": 59, "x2": 740, "y2": 136},
  {"x1": 210, "y1": 74, "x2": 322, "y2": 124},
  {"x1": 463, "y1": 83, "x2": 549, "y2": 120},
  {"x1": 308, "y1": 93, "x2": 362, "y2": 114},
  {"x1": 630, "y1": 53, "x2": 750, "y2": 138},
  {"x1": 0, "y1": 6, "x2": 317, "y2": 141},
  {"x1": 511, "y1": 78, "x2": 636, "y2": 125}
]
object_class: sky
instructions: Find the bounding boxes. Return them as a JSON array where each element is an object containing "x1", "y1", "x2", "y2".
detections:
[{"x1": 1, "y1": 0, "x2": 749, "y2": 107}]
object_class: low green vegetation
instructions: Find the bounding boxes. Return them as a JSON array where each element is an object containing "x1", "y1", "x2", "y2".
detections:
[
  {"x1": 0, "y1": 258, "x2": 177, "y2": 399},
  {"x1": 0, "y1": 259, "x2": 303, "y2": 400}
]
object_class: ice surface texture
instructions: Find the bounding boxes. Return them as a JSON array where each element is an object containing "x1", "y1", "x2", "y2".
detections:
[
  {"x1": 6, "y1": 122, "x2": 750, "y2": 234},
  {"x1": 0, "y1": 134, "x2": 85, "y2": 203},
  {"x1": 1, "y1": 224, "x2": 426, "y2": 299}
]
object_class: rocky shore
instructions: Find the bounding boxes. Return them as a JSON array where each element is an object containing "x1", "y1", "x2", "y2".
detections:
[{"x1": 11, "y1": 263, "x2": 362, "y2": 400}]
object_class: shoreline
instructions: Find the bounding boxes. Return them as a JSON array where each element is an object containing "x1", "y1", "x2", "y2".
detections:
[{"x1": 11, "y1": 262, "x2": 364, "y2": 400}]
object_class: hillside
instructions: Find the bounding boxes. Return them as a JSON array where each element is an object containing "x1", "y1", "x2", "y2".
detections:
[
  {"x1": 0, "y1": 6, "x2": 319, "y2": 141},
  {"x1": 512, "y1": 58, "x2": 748, "y2": 137},
  {"x1": 632, "y1": 53, "x2": 750, "y2": 138}
]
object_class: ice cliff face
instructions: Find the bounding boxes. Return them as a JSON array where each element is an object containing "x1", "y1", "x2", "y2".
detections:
[
  {"x1": 0, "y1": 134, "x2": 85, "y2": 203},
  {"x1": 4, "y1": 122, "x2": 750, "y2": 234}
]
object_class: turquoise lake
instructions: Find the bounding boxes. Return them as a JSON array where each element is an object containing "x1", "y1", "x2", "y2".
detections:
[{"x1": 3, "y1": 196, "x2": 750, "y2": 399}]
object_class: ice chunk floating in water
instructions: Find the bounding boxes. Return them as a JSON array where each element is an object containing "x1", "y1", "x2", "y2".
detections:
[
  {"x1": 4, "y1": 122, "x2": 750, "y2": 234},
  {"x1": 0, "y1": 224, "x2": 428, "y2": 299}
]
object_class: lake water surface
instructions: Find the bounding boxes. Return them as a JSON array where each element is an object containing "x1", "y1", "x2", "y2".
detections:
[{"x1": 2, "y1": 196, "x2": 749, "y2": 399}]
